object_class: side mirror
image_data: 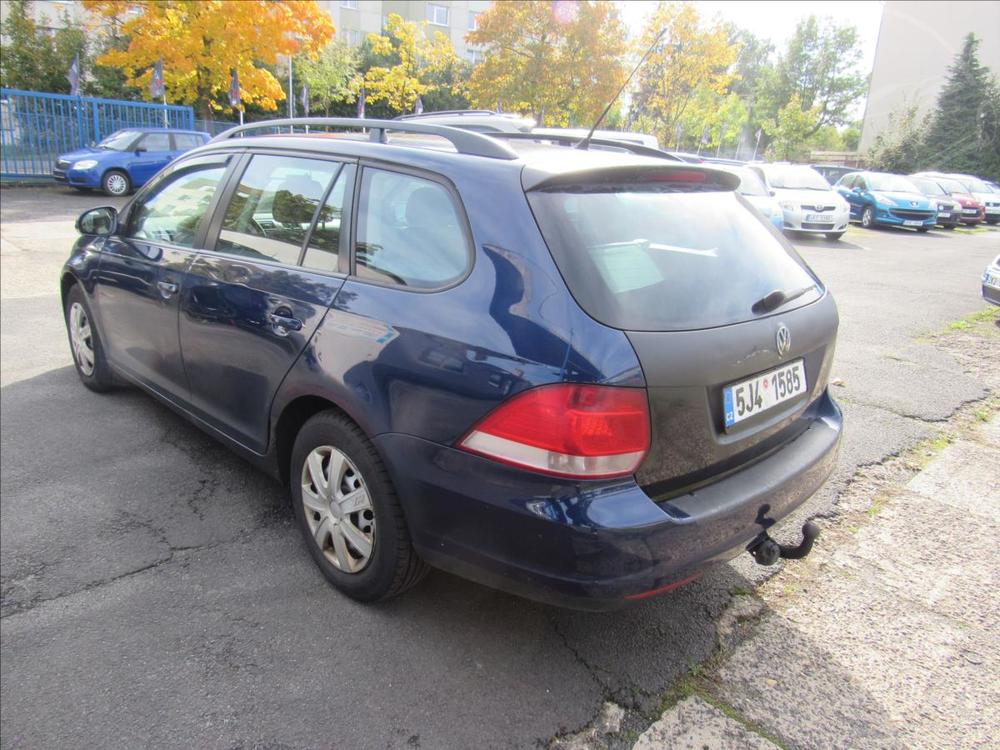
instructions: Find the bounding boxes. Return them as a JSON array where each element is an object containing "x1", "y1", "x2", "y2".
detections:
[
  {"x1": 768, "y1": 189, "x2": 776, "y2": 196},
  {"x1": 76, "y1": 206, "x2": 118, "y2": 236},
  {"x1": 852, "y1": 186, "x2": 862, "y2": 194},
  {"x1": 135, "y1": 147, "x2": 147, "y2": 154}
]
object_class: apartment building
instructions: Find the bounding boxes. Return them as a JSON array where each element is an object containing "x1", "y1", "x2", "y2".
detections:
[
  {"x1": 860, "y1": 1, "x2": 1000, "y2": 151},
  {"x1": 317, "y1": 0, "x2": 492, "y2": 63}
]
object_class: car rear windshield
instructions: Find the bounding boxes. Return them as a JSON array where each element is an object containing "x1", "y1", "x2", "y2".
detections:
[
  {"x1": 527, "y1": 187, "x2": 821, "y2": 331},
  {"x1": 760, "y1": 165, "x2": 830, "y2": 191}
]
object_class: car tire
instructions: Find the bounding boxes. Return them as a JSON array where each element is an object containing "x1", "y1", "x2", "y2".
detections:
[
  {"x1": 825, "y1": 232, "x2": 845, "y2": 241},
  {"x1": 64, "y1": 284, "x2": 115, "y2": 392},
  {"x1": 290, "y1": 410, "x2": 429, "y2": 602},
  {"x1": 942, "y1": 224, "x2": 956, "y2": 230},
  {"x1": 860, "y1": 206, "x2": 875, "y2": 229},
  {"x1": 987, "y1": 219, "x2": 999, "y2": 226},
  {"x1": 102, "y1": 169, "x2": 131, "y2": 197},
  {"x1": 917, "y1": 226, "x2": 930, "y2": 233}
]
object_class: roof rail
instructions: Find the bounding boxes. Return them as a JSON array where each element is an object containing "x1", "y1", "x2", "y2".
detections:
[
  {"x1": 394, "y1": 109, "x2": 504, "y2": 120},
  {"x1": 486, "y1": 132, "x2": 682, "y2": 162},
  {"x1": 208, "y1": 117, "x2": 519, "y2": 160}
]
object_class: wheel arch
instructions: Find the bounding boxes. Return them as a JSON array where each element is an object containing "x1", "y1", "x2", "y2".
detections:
[
  {"x1": 273, "y1": 394, "x2": 370, "y2": 486},
  {"x1": 60, "y1": 270, "x2": 81, "y2": 308}
]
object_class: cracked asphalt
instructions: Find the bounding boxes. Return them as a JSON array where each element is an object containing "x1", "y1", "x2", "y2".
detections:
[{"x1": 1, "y1": 186, "x2": 998, "y2": 749}]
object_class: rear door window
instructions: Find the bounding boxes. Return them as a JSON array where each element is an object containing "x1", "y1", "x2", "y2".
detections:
[
  {"x1": 354, "y1": 168, "x2": 470, "y2": 289},
  {"x1": 174, "y1": 133, "x2": 205, "y2": 150},
  {"x1": 528, "y1": 186, "x2": 821, "y2": 331},
  {"x1": 215, "y1": 154, "x2": 341, "y2": 265},
  {"x1": 140, "y1": 132, "x2": 171, "y2": 152}
]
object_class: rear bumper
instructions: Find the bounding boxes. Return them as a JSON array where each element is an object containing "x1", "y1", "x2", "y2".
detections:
[{"x1": 376, "y1": 390, "x2": 843, "y2": 610}]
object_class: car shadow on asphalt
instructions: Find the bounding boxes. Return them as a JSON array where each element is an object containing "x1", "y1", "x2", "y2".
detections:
[{"x1": 0, "y1": 365, "x2": 899, "y2": 747}]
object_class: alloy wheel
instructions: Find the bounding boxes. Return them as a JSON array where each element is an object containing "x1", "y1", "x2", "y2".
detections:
[
  {"x1": 300, "y1": 445, "x2": 376, "y2": 573},
  {"x1": 69, "y1": 302, "x2": 95, "y2": 376},
  {"x1": 862, "y1": 207, "x2": 874, "y2": 228},
  {"x1": 105, "y1": 173, "x2": 128, "y2": 195}
]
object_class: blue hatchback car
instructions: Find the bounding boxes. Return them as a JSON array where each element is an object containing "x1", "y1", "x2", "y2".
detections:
[
  {"x1": 835, "y1": 171, "x2": 938, "y2": 231},
  {"x1": 62, "y1": 119, "x2": 842, "y2": 609},
  {"x1": 54, "y1": 128, "x2": 209, "y2": 196}
]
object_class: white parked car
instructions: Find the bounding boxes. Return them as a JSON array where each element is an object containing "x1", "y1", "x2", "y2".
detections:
[{"x1": 749, "y1": 164, "x2": 851, "y2": 241}]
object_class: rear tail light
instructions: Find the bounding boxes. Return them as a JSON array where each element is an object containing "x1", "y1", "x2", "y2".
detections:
[{"x1": 458, "y1": 384, "x2": 650, "y2": 479}]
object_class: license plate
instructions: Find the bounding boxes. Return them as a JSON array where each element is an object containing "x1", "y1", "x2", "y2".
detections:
[
  {"x1": 805, "y1": 213, "x2": 832, "y2": 222},
  {"x1": 903, "y1": 220, "x2": 924, "y2": 226},
  {"x1": 938, "y1": 212, "x2": 951, "y2": 218},
  {"x1": 723, "y1": 360, "x2": 807, "y2": 429},
  {"x1": 963, "y1": 208, "x2": 978, "y2": 214},
  {"x1": 984, "y1": 273, "x2": 1000, "y2": 289}
]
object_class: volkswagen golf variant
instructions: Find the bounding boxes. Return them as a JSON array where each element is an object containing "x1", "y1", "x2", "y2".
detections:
[{"x1": 62, "y1": 119, "x2": 842, "y2": 610}]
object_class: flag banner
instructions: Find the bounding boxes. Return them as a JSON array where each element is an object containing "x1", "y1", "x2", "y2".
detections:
[
  {"x1": 150, "y1": 58, "x2": 165, "y2": 98},
  {"x1": 414, "y1": 96, "x2": 423, "y2": 115},
  {"x1": 300, "y1": 83, "x2": 310, "y2": 117},
  {"x1": 67, "y1": 54, "x2": 81, "y2": 97},
  {"x1": 357, "y1": 88, "x2": 366, "y2": 119},
  {"x1": 229, "y1": 69, "x2": 241, "y2": 107}
]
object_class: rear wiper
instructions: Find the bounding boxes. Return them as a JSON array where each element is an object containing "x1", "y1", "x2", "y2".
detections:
[{"x1": 752, "y1": 284, "x2": 817, "y2": 315}]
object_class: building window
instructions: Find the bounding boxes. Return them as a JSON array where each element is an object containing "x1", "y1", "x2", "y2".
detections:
[
  {"x1": 427, "y1": 3, "x2": 449, "y2": 26},
  {"x1": 466, "y1": 48, "x2": 483, "y2": 65},
  {"x1": 468, "y1": 11, "x2": 480, "y2": 31},
  {"x1": 341, "y1": 28, "x2": 362, "y2": 46},
  {"x1": 340, "y1": 0, "x2": 358, "y2": 8}
]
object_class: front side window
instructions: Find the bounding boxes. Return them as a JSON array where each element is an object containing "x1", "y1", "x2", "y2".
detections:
[
  {"x1": 355, "y1": 169, "x2": 469, "y2": 289},
  {"x1": 427, "y1": 3, "x2": 449, "y2": 25},
  {"x1": 215, "y1": 154, "x2": 340, "y2": 265},
  {"x1": 140, "y1": 132, "x2": 171, "y2": 152},
  {"x1": 128, "y1": 161, "x2": 228, "y2": 247}
]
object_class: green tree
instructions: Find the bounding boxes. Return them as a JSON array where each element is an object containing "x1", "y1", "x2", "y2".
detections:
[
  {"x1": 922, "y1": 34, "x2": 1000, "y2": 180},
  {"x1": 865, "y1": 103, "x2": 929, "y2": 174},
  {"x1": 757, "y1": 16, "x2": 867, "y2": 143},
  {"x1": 0, "y1": 0, "x2": 86, "y2": 93},
  {"x1": 296, "y1": 41, "x2": 360, "y2": 116},
  {"x1": 764, "y1": 94, "x2": 820, "y2": 160}
]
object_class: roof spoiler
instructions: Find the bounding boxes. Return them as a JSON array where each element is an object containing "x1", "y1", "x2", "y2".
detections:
[{"x1": 523, "y1": 164, "x2": 741, "y2": 192}]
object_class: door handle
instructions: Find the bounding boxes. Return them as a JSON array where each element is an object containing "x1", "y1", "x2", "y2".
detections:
[
  {"x1": 268, "y1": 310, "x2": 303, "y2": 336},
  {"x1": 156, "y1": 280, "x2": 179, "y2": 299}
]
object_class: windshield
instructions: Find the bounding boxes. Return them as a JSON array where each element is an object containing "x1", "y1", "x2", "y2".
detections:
[
  {"x1": 734, "y1": 167, "x2": 769, "y2": 197},
  {"x1": 98, "y1": 130, "x2": 142, "y2": 151},
  {"x1": 957, "y1": 176, "x2": 992, "y2": 193},
  {"x1": 527, "y1": 188, "x2": 820, "y2": 331},
  {"x1": 867, "y1": 174, "x2": 920, "y2": 192},
  {"x1": 936, "y1": 178, "x2": 968, "y2": 194},
  {"x1": 761, "y1": 165, "x2": 831, "y2": 191},
  {"x1": 910, "y1": 178, "x2": 946, "y2": 196}
]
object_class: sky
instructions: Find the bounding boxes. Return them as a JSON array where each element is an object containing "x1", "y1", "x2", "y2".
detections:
[{"x1": 617, "y1": 1, "x2": 886, "y2": 76}]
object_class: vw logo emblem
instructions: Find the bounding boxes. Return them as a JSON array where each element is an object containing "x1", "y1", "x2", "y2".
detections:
[{"x1": 776, "y1": 324, "x2": 791, "y2": 357}]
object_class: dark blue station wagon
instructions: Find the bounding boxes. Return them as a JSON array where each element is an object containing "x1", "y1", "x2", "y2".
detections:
[{"x1": 62, "y1": 119, "x2": 842, "y2": 609}]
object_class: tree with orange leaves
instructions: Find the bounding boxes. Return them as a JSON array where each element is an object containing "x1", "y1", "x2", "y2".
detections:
[{"x1": 83, "y1": 0, "x2": 334, "y2": 118}]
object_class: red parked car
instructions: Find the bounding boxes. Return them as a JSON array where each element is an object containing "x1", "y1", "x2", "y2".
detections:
[{"x1": 911, "y1": 173, "x2": 985, "y2": 225}]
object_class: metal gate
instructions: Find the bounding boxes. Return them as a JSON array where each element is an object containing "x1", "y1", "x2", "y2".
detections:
[{"x1": 1, "y1": 88, "x2": 196, "y2": 179}]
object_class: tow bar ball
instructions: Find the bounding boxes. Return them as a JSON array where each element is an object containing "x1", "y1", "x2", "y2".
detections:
[{"x1": 748, "y1": 521, "x2": 821, "y2": 566}]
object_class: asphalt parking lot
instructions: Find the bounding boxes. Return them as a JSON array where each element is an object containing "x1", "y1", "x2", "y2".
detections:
[{"x1": 1, "y1": 185, "x2": 998, "y2": 749}]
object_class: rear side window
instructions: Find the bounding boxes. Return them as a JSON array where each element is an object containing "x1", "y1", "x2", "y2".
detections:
[
  {"x1": 528, "y1": 188, "x2": 821, "y2": 332},
  {"x1": 174, "y1": 133, "x2": 204, "y2": 150},
  {"x1": 302, "y1": 165, "x2": 355, "y2": 273},
  {"x1": 216, "y1": 154, "x2": 340, "y2": 265},
  {"x1": 354, "y1": 169, "x2": 469, "y2": 289}
]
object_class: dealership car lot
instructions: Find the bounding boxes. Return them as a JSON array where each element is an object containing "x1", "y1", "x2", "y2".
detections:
[{"x1": 1, "y1": 186, "x2": 997, "y2": 749}]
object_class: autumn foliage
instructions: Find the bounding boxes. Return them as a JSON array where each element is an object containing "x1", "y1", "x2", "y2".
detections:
[
  {"x1": 83, "y1": 0, "x2": 334, "y2": 117},
  {"x1": 466, "y1": 0, "x2": 627, "y2": 126}
]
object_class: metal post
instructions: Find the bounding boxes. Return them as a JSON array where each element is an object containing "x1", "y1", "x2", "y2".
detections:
[
  {"x1": 162, "y1": 93, "x2": 168, "y2": 127},
  {"x1": 288, "y1": 55, "x2": 294, "y2": 126},
  {"x1": 752, "y1": 129, "x2": 762, "y2": 161}
]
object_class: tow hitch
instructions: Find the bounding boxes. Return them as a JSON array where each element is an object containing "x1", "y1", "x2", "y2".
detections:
[{"x1": 747, "y1": 521, "x2": 820, "y2": 566}]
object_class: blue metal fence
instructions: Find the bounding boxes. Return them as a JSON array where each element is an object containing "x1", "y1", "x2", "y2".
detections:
[{"x1": 1, "y1": 88, "x2": 196, "y2": 179}]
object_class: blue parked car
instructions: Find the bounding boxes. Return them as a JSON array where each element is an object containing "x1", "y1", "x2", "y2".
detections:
[
  {"x1": 61, "y1": 118, "x2": 842, "y2": 609},
  {"x1": 54, "y1": 128, "x2": 209, "y2": 196},
  {"x1": 834, "y1": 171, "x2": 937, "y2": 231}
]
